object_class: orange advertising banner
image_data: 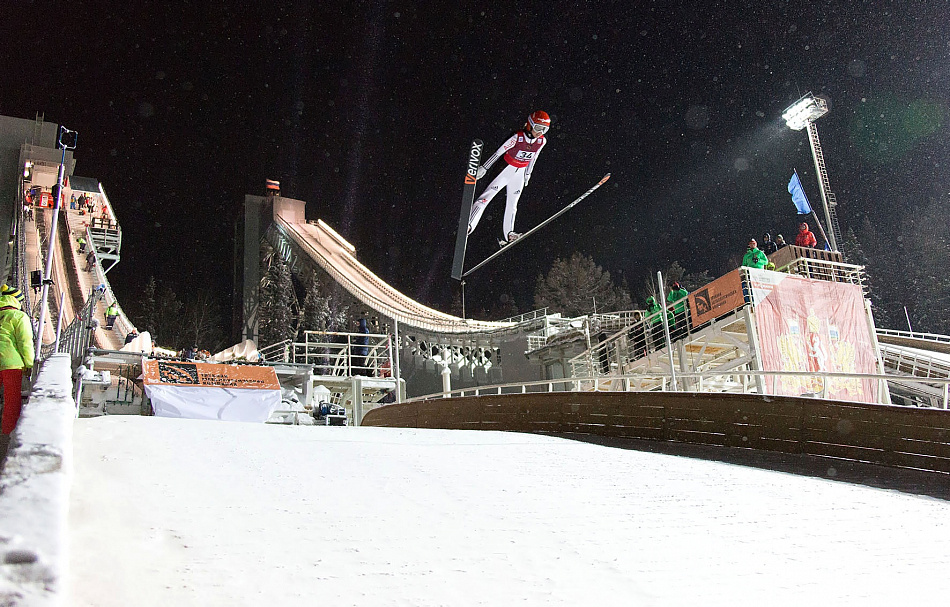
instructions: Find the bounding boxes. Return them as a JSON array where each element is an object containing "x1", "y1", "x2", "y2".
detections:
[
  {"x1": 143, "y1": 361, "x2": 279, "y2": 390},
  {"x1": 751, "y1": 269, "x2": 878, "y2": 403},
  {"x1": 689, "y1": 269, "x2": 745, "y2": 326}
]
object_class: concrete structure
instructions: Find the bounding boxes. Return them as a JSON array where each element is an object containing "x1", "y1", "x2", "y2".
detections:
[{"x1": 0, "y1": 355, "x2": 75, "y2": 605}]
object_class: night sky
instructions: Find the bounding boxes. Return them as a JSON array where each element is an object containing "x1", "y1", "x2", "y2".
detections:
[{"x1": 4, "y1": 1, "x2": 948, "y2": 323}]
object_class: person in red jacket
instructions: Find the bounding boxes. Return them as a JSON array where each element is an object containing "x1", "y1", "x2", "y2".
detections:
[
  {"x1": 0, "y1": 294, "x2": 35, "y2": 435},
  {"x1": 795, "y1": 222, "x2": 817, "y2": 248}
]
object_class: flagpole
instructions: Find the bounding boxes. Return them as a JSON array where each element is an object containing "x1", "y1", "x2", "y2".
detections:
[
  {"x1": 791, "y1": 169, "x2": 831, "y2": 249},
  {"x1": 810, "y1": 210, "x2": 831, "y2": 249}
]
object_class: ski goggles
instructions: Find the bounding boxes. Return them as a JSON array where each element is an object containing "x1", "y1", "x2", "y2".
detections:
[{"x1": 530, "y1": 123, "x2": 549, "y2": 134}]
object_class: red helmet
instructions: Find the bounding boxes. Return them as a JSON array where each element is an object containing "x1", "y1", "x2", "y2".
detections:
[{"x1": 527, "y1": 110, "x2": 551, "y2": 133}]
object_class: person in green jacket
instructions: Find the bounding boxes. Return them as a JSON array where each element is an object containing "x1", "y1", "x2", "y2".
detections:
[
  {"x1": 0, "y1": 294, "x2": 35, "y2": 435},
  {"x1": 644, "y1": 295, "x2": 674, "y2": 350},
  {"x1": 0, "y1": 284, "x2": 24, "y2": 306},
  {"x1": 742, "y1": 239, "x2": 768, "y2": 269},
  {"x1": 667, "y1": 281, "x2": 690, "y2": 340}
]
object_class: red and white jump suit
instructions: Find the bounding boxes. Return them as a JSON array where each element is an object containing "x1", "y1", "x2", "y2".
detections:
[{"x1": 468, "y1": 130, "x2": 546, "y2": 237}]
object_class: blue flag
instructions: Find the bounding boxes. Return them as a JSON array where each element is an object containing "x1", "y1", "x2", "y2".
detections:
[{"x1": 788, "y1": 172, "x2": 812, "y2": 214}]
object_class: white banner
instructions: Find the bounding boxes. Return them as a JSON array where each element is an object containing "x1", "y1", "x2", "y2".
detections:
[
  {"x1": 145, "y1": 385, "x2": 281, "y2": 423},
  {"x1": 745, "y1": 267, "x2": 789, "y2": 306}
]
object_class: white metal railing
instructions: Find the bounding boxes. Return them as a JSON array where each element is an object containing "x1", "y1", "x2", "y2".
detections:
[
  {"x1": 258, "y1": 339, "x2": 293, "y2": 362},
  {"x1": 877, "y1": 328, "x2": 950, "y2": 346},
  {"x1": 527, "y1": 311, "x2": 647, "y2": 353},
  {"x1": 260, "y1": 331, "x2": 394, "y2": 378},
  {"x1": 880, "y1": 344, "x2": 950, "y2": 379},
  {"x1": 404, "y1": 369, "x2": 949, "y2": 410},
  {"x1": 500, "y1": 308, "x2": 549, "y2": 324},
  {"x1": 526, "y1": 315, "x2": 583, "y2": 351},
  {"x1": 779, "y1": 256, "x2": 866, "y2": 292},
  {"x1": 571, "y1": 301, "x2": 693, "y2": 378},
  {"x1": 590, "y1": 311, "x2": 643, "y2": 332}
]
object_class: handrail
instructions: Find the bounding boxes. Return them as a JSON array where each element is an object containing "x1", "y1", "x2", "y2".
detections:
[
  {"x1": 877, "y1": 328, "x2": 950, "y2": 345},
  {"x1": 500, "y1": 307, "x2": 550, "y2": 323},
  {"x1": 879, "y1": 343, "x2": 950, "y2": 379},
  {"x1": 43, "y1": 287, "x2": 105, "y2": 364},
  {"x1": 404, "y1": 369, "x2": 948, "y2": 409}
]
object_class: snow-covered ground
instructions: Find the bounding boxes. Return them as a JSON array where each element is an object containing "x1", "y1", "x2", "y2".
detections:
[{"x1": 69, "y1": 417, "x2": 950, "y2": 606}]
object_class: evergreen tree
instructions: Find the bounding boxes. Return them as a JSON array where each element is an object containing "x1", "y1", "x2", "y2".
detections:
[
  {"x1": 140, "y1": 276, "x2": 158, "y2": 336},
  {"x1": 534, "y1": 253, "x2": 631, "y2": 317},
  {"x1": 637, "y1": 261, "x2": 711, "y2": 304},
  {"x1": 841, "y1": 225, "x2": 877, "y2": 306},
  {"x1": 853, "y1": 216, "x2": 899, "y2": 328},
  {"x1": 450, "y1": 289, "x2": 463, "y2": 318},
  {"x1": 155, "y1": 284, "x2": 184, "y2": 348},
  {"x1": 258, "y1": 254, "x2": 295, "y2": 346},
  {"x1": 901, "y1": 198, "x2": 950, "y2": 333},
  {"x1": 299, "y1": 271, "x2": 349, "y2": 332}
]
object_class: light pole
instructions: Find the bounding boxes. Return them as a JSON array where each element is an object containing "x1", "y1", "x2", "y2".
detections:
[
  {"x1": 34, "y1": 126, "x2": 78, "y2": 358},
  {"x1": 782, "y1": 92, "x2": 842, "y2": 251}
]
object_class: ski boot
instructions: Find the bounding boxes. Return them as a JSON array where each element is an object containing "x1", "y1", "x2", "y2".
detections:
[{"x1": 497, "y1": 232, "x2": 521, "y2": 248}]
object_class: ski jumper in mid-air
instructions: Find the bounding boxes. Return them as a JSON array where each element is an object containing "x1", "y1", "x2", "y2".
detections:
[{"x1": 468, "y1": 110, "x2": 550, "y2": 246}]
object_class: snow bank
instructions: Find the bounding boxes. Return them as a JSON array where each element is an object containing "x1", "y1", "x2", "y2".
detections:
[
  {"x1": 69, "y1": 416, "x2": 950, "y2": 606},
  {"x1": 0, "y1": 354, "x2": 75, "y2": 606}
]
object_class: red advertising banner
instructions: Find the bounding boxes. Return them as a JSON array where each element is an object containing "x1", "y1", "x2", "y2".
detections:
[
  {"x1": 751, "y1": 270, "x2": 878, "y2": 403},
  {"x1": 689, "y1": 269, "x2": 745, "y2": 326}
]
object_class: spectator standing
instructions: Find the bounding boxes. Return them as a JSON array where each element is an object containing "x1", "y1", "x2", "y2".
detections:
[
  {"x1": 124, "y1": 329, "x2": 138, "y2": 345},
  {"x1": 644, "y1": 296, "x2": 673, "y2": 350},
  {"x1": 775, "y1": 234, "x2": 787, "y2": 249},
  {"x1": 761, "y1": 233, "x2": 778, "y2": 256},
  {"x1": 105, "y1": 303, "x2": 119, "y2": 329},
  {"x1": 795, "y1": 222, "x2": 817, "y2": 248},
  {"x1": 597, "y1": 332, "x2": 610, "y2": 374},
  {"x1": 667, "y1": 281, "x2": 690, "y2": 341},
  {"x1": 353, "y1": 318, "x2": 370, "y2": 375},
  {"x1": 0, "y1": 294, "x2": 35, "y2": 435},
  {"x1": 742, "y1": 239, "x2": 768, "y2": 269},
  {"x1": 85, "y1": 250, "x2": 96, "y2": 272}
]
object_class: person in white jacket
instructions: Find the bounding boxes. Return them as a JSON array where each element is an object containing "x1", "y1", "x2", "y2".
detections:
[{"x1": 468, "y1": 110, "x2": 550, "y2": 246}]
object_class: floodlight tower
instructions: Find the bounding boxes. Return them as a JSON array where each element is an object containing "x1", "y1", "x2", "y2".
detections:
[{"x1": 782, "y1": 92, "x2": 841, "y2": 251}]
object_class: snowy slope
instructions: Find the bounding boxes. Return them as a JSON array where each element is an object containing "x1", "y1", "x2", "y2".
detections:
[{"x1": 69, "y1": 417, "x2": 950, "y2": 606}]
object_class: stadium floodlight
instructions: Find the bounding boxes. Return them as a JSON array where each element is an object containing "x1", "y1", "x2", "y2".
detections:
[
  {"x1": 782, "y1": 92, "x2": 829, "y2": 131},
  {"x1": 782, "y1": 92, "x2": 840, "y2": 251}
]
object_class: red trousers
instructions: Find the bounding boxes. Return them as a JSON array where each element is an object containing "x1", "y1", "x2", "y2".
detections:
[{"x1": 1, "y1": 368, "x2": 23, "y2": 435}]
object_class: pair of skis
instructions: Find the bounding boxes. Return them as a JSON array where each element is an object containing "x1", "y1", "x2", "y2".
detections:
[{"x1": 451, "y1": 139, "x2": 610, "y2": 280}]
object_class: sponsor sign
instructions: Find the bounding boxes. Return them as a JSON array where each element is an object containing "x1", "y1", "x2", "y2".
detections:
[
  {"x1": 464, "y1": 140, "x2": 483, "y2": 184},
  {"x1": 689, "y1": 269, "x2": 745, "y2": 325},
  {"x1": 143, "y1": 361, "x2": 279, "y2": 390}
]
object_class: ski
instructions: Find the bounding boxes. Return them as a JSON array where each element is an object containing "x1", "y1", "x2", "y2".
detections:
[
  {"x1": 451, "y1": 139, "x2": 484, "y2": 280},
  {"x1": 461, "y1": 173, "x2": 611, "y2": 278}
]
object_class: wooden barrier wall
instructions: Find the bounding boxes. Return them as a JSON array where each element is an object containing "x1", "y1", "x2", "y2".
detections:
[{"x1": 362, "y1": 392, "x2": 950, "y2": 474}]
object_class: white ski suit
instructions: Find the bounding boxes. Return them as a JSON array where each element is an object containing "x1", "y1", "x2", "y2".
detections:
[{"x1": 468, "y1": 129, "x2": 546, "y2": 238}]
